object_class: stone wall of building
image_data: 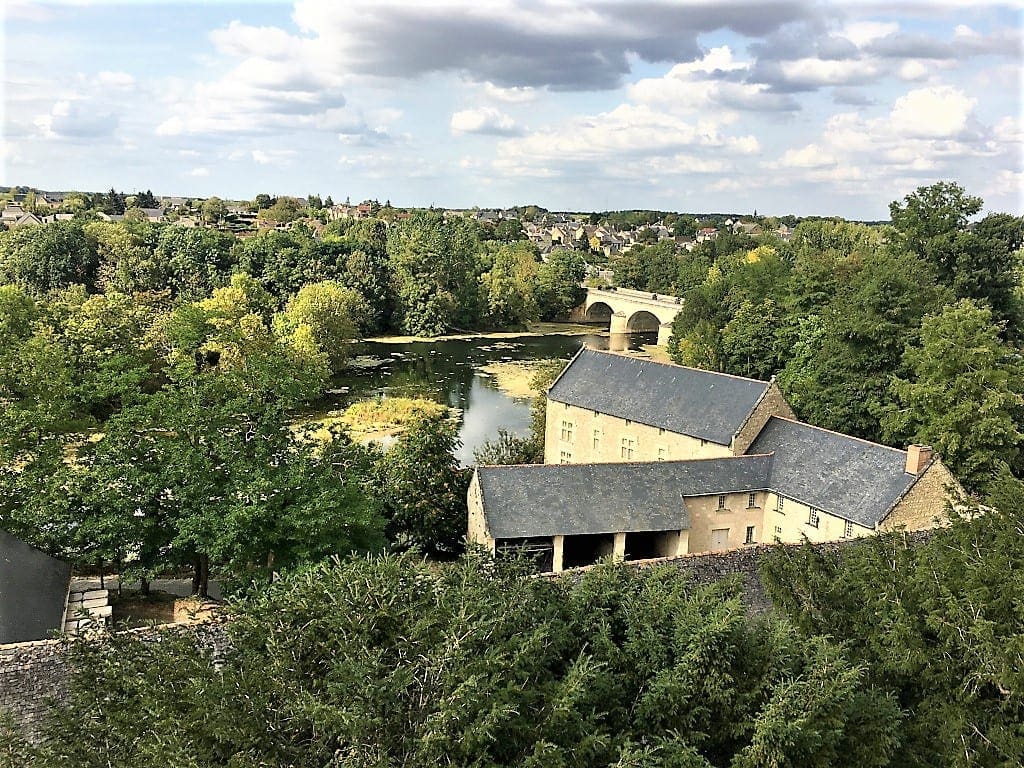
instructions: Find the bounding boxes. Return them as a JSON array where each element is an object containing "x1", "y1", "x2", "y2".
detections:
[
  {"x1": 0, "y1": 620, "x2": 230, "y2": 743},
  {"x1": 881, "y1": 459, "x2": 960, "y2": 532},
  {"x1": 544, "y1": 401, "x2": 732, "y2": 465},
  {"x1": 730, "y1": 382, "x2": 797, "y2": 455}
]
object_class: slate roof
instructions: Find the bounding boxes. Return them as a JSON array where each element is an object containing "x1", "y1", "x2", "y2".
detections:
[
  {"x1": 747, "y1": 417, "x2": 918, "y2": 528},
  {"x1": 547, "y1": 349, "x2": 770, "y2": 445},
  {"x1": 477, "y1": 455, "x2": 773, "y2": 539},
  {"x1": 0, "y1": 529, "x2": 71, "y2": 644}
]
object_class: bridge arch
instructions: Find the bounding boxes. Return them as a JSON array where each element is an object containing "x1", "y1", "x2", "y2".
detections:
[
  {"x1": 626, "y1": 310, "x2": 660, "y2": 333},
  {"x1": 584, "y1": 301, "x2": 614, "y2": 323}
]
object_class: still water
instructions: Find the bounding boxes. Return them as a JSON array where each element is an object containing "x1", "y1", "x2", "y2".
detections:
[{"x1": 327, "y1": 329, "x2": 656, "y2": 465}]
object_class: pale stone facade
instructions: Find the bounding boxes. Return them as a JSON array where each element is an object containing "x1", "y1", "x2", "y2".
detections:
[
  {"x1": 880, "y1": 458, "x2": 958, "y2": 532},
  {"x1": 545, "y1": 402, "x2": 732, "y2": 465}
]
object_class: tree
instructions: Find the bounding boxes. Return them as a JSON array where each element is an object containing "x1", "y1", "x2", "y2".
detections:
[
  {"x1": 482, "y1": 242, "x2": 540, "y2": 327},
  {"x1": 0, "y1": 220, "x2": 99, "y2": 293},
  {"x1": 387, "y1": 212, "x2": 484, "y2": 336},
  {"x1": 253, "y1": 193, "x2": 275, "y2": 210},
  {"x1": 762, "y1": 507, "x2": 1024, "y2": 768},
  {"x1": 200, "y1": 196, "x2": 227, "y2": 224},
  {"x1": 881, "y1": 299, "x2": 1024, "y2": 491},
  {"x1": 719, "y1": 299, "x2": 786, "y2": 379},
  {"x1": 615, "y1": 241, "x2": 679, "y2": 293},
  {"x1": 373, "y1": 413, "x2": 470, "y2": 556},
  {"x1": 153, "y1": 225, "x2": 236, "y2": 299},
  {"x1": 258, "y1": 196, "x2": 304, "y2": 223},
  {"x1": 274, "y1": 280, "x2": 365, "y2": 373},
  {"x1": 25, "y1": 555, "x2": 902, "y2": 767},
  {"x1": 536, "y1": 249, "x2": 586, "y2": 320}
]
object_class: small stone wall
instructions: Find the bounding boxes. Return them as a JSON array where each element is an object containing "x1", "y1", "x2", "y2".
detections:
[{"x1": 0, "y1": 620, "x2": 230, "y2": 743}]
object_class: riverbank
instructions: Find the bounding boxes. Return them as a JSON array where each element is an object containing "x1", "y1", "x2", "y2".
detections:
[{"x1": 365, "y1": 322, "x2": 599, "y2": 345}]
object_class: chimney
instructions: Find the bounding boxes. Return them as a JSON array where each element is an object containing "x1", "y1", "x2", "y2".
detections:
[{"x1": 905, "y1": 444, "x2": 933, "y2": 474}]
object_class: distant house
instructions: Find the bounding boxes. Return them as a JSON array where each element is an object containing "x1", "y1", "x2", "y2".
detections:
[
  {"x1": 0, "y1": 530, "x2": 72, "y2": 645},
  {"x1": 468, "y1": 349, "x2": 962, "y2": 572},
  {"x1": 696, "y1": 227, "x2": 719, "y2": 243},
  {"x1": 139, "y1": 207, "x2": 165, "y2": 223},
  {"x1": 733, "y1": 221, "x2": 763, "y2": 236}
]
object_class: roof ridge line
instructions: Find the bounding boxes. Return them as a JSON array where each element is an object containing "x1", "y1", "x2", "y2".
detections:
[
  {"x1": 586, "y1": 347, "x2": 771, "y2": 385},
  {"x1": 768, "y1": 416, "x2": 907, "y2": 455}
]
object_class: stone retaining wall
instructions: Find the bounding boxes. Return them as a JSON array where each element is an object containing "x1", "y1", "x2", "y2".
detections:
[{"x1": 0, "y1": 621, "x2": 230, "y2": 742}]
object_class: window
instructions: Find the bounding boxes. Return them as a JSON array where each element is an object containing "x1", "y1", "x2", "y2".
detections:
[
  {"x1": 808, "y1": 508, "x2": 820, "y2": 528},
  {"x1": 717, "y1": 494, "x2": 727, "y2": 510},
  {"x1": 559, "y1": 450, "x2": 572, "y2": 464},
  {"x1": 843, "y1": 519, "x2": 853, "y2": 538},
  {"x1": 657, "y1": 446, "x2": 667, "y2": 461},
  {"x1": 592, "y1": 429, "x2": 601, "y2": 450},
  {"x1": 747, "y1": 492, "x2": 757, "y2": 508},
  {"x1": 620, "y1": 438, "x2": 635, "y2": 459},
  {"x1": 700, "y1": 439, "x2": 708, "y2": 447},
  {"x1": 776, "y1": 497, "x2": 785, "y2": 514},
  {"x1": 563, "y1": 402, "x2": 569, "y2": 409},
  {"x1": 560, "y1": 421, "x2": 573, "y2": 442},
  {"x1": 658, "y1": 428, "x2": 665, "y2": 435},
  {"x1": 745, "y1": 526, "x2": 756, "y2": 544},
  {"x1": 625, "y1": 419, "x2": 632, "y2": 426},
  {"x1": 774, "y1": 525, "x2": 783, "y2": 541}
]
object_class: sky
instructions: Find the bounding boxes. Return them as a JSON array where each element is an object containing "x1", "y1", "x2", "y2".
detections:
[{"x1": 1, "y1": 0, "x2": 1022, "y2": 219}]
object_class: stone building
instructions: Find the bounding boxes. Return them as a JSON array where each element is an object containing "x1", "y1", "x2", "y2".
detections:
[{"x1": 468, "y1": 348, "x2": 961, "y2": 572}]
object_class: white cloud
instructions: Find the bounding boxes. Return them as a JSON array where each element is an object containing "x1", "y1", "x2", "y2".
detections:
[
  {"x1": 189, "y1": 167, "x2": 210, "y2": 177},
  {"x1": 898, "y1": 60, "x2": 928, "y2": 81},
  {"x1": 483, "y1": 82, "x2": 537, "y2": 103},
  {"x1": 889, "y1": 85, "x2": 976, "y2": 138},
  {"x1": 34, "y1": 99, "x2": 118, "y2": 140},
  {"x1": 450, "y1": 107, "x2": 522, "y2": 136},
  {"x1": 778, "y1": 57, "x2": 883, "y2": 88},
  {"x1": 840, "y1": 21, "x2": 899, "y2": 48},
  {"x1": 768, "y1": 144, "x2": 837, "y2": 170},
  {"x1": 94, "y1": 71, "x2": 135, "y2": 89}
]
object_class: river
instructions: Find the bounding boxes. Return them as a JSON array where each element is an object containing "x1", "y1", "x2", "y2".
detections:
[{"x1": 325, "y1": 328, "x2": 658, "y2": 465}]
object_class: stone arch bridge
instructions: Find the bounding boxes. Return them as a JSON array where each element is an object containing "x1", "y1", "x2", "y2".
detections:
[{"x1": 575, "y1": 287, "x2": 684, "y2": 346}]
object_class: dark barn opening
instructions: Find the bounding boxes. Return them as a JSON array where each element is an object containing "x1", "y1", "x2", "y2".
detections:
[
  {"x1": 562, "y1": 533, "x2": 615, "y2": 569},
  {"x1": 624, "y1": 530, "x2": 678, "y2": 561},
  {"x1": 495, "y1": 537, "x2": 554, "y2": 573}
]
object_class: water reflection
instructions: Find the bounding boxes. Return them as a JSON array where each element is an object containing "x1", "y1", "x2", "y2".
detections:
[{"x1": 326, "y1": 329, "x2": 657, "y2": 465}]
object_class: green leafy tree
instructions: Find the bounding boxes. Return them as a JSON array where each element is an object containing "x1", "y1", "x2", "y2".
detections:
[
  {"x1": 882, "y1": 299, "x2": 1024, "y2": 490},
  {"x1": 274, "y1": 280, "x2": 365, "y2": 373},
  {"x1": 373, "y1": 413, "x2": 470, "y2": 556},
  {"x1": 482, "y1": 241, "x2": 541, "y2": 327},
  {"x1": 200, "y1": 196, "x2": 227, "y2": 224},
  {"x1": 536, "y1": 248, "x2": 587, "y2": 320},
  {"x1": 0, "y1": 220, "x2": 99, "y2": 293}
]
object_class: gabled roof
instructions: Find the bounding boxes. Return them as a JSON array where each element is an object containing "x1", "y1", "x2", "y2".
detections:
[
  {"x1": 747, "y1": 417, "x2": 918, "y2": 528},
  {"x1": 547, "y1": 348, "x2": 770, "y2": 445},
  {"x1": 477, "y1": 455, "x2": 773, "y2": 539},
  {"x1": 0, "y1": 529, "x2": 71, "y2": 644}
]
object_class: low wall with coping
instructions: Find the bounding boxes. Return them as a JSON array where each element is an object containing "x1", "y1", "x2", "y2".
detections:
[{"x1": 0, "y1": 620, "x2": 230, "y2": 743}]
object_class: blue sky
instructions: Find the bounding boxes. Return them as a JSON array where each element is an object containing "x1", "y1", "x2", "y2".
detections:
[{"x1": 2, "y1": 0, "x2": 1021, "y2": 218}]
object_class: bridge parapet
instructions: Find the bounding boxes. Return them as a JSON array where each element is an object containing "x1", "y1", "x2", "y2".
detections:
[{"x1": 581, "y1": 287, "x2": 683, "y2": 346}]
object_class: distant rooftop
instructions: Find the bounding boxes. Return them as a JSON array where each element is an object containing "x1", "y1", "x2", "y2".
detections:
[{"x1": 547, "y1": 348, "x2": 770, "y2": 445}]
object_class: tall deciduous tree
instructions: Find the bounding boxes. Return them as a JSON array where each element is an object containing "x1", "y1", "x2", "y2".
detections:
[{"x1": 882, "y1": 299, "x2": 1024, "y2": 491}]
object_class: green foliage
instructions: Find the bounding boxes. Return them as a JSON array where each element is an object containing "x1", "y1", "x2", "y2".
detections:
[
  {"x1": 153, "y1": 226, "x2": 236, "y2": 299},
  {"x1": 387, "y1": 211, "x2": 484, "y2": 335},
  {"x1": 536, "y1": 249, "x2": 587, "y2": 320},
  {"x1": 482, "y1": 241, "x2": 541, "y2": 327},
  {"x1": 882, "y1": 299, "x2": 1024, "y2": 491},
  {"x1": 274, "y1": 280, "x2": 364, "y2": 373},
  {"x1": 762, "y1": 506, "x2": 1024, "y2": 768},
  {"x1": 373, "y1": 414, "x2": 470, "y2": 556},
  {"x1": 22, "y1": 556, "x2": 903, "y2": 768},
  {"x1": 0, "y1": 220, "x2": 99, "y2": 293},
  {"x1": 614, "y1": 241, "x2": 679, "y2": 293}
]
